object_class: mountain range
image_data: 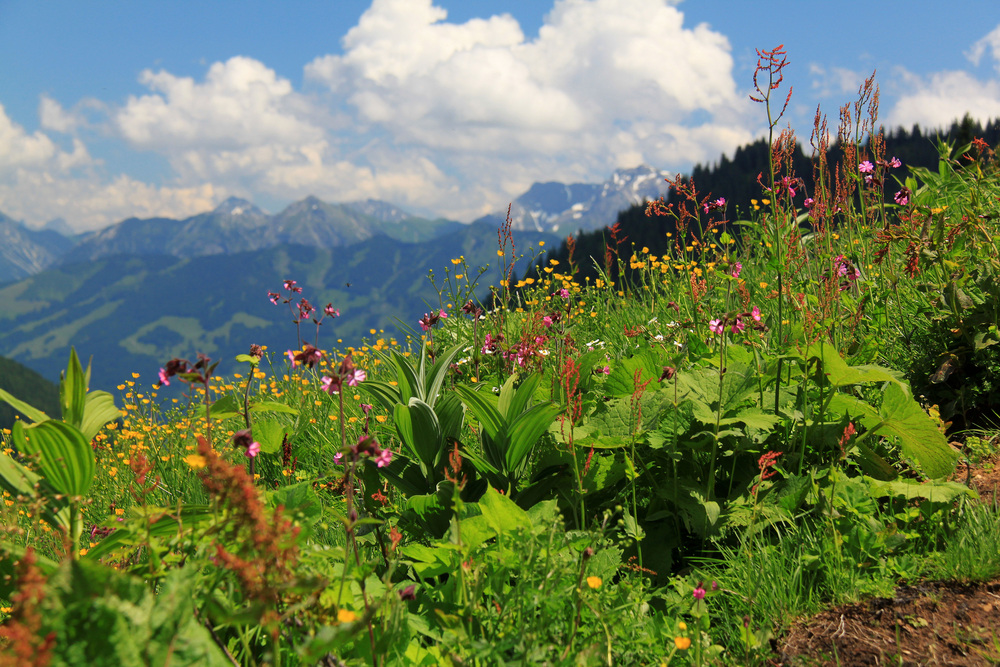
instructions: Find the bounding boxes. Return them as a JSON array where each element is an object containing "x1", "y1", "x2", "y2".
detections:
[{"x1": 0, "y1": 165, "x2": 667, "y2": 391}]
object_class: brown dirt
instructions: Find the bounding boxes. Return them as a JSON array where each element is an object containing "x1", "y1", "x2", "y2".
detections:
[{"x1": 778, "y1": 454, "x2": 1000, "y2": 666}]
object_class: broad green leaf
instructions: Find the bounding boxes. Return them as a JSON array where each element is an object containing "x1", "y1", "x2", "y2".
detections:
[
  {"x1": 0, "y1": 387, "x2": 50, "y2": 423},
  {"x1": 478, "y1": 486, "x2": 531, "y2": 534},
  {"x1": 604, "y1": 348, "x2": 663, "y2": 396},
  {"x1": 393, "y1": 351, "x2": 422, "y2": 404},
  {"x1": 359, "y1": 380, "x2": 401, "y2": 413},
  {"x1": 423, "y1": 345, "x2": 462, "y2": 407},
  {"x1": 504, "y1": 373, "x2": 541, "y2": 422},
  {"x1": 394, "y1": 398, "x2": 442, "y2": 472},
  {"x1": 872, "y1": 383, "x2": 958, "y2": 478},
  {"x1": 434, "y1": 393, "x2": 465, "y2": 442},
  {"x1": 454, "y1": 384, "x2": 504, "y2": 440},
  {"x1": 251, "y1": 400, "x2": 299, "y2": 416},
  {"x1": 0, "y1": 449, "x2": 41, "y2": 499},
  {"x1": 505, "y1": 402, "x2": 562, "y2": 473},
  {"x1": 80, "y1": 391, "x2": 121, "y2": 443},
  {"x1": 197, "y1": 394, "x2": 240, "y2": 420},
  {"x1": 14, "y1": 419, "x2": 94, "y2": 496},
  {"x1": 60, "y1": 347, "x2": 88, "y2": 428},
  {"x1": 804, "y1": 341, "x2": 904, "y2": 390},
  {"x1": 253, "y1": 419, "x2": 285, "y2": 454},
  {"x1": 867, "y1": 478, "x2": 975, "y2": 503},
  {"x1": 269, "y1": 481, "x2": 323, "y2": 523},
  {"x1": 371, "y1": 451, "x2": 431, "y2": 497}
]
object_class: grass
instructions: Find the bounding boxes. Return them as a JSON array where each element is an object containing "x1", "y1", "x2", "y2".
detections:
[{"x1": 2, "y1": 52, "x2": 1000, "y2": 666}]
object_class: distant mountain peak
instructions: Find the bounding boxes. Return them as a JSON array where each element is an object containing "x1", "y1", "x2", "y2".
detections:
[
  {"x1": 212, "y1": 196, "x2": 264, "y2": 218},
  {"x1": 475, "y1": 165, "x2": 671, "y2": 234}
]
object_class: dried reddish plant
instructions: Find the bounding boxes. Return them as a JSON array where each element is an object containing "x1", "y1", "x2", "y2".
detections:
[{"x1": 0, "y1": 549, "x2": 55, "y2": 667}]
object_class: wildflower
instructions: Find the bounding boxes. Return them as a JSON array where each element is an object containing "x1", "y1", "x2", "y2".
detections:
[
  {"x1": 333, "y1": 452, "x2": 344, "y2": 465},
  {"x1": 321, "y1": 375, "x2": 342, "y2": 395},
  {"x1": 558, "y1": 288, "x2": 570, "y2": 299},
  {"x1": 245, "y1": 442, "x2": 261, "y2": 458},
  {"x1": 674, "y1": 637, "x2": 691, "y2": 650},
  {"x1": 157, "y1": 368, "x2": 170, "y2": 387},
  {"x1": 803, "y1": 197, "x2": 815, "y2": 209},
  {"x1": 375, "y1": 448, "x2": 392, "y2": 468},
  {"x1": 360, "y1": 403, "x2": 373, "y2": 415},
  {"x1": 586, "y1": 576, "x2": 602, "y2": 589},
  {"x1": 183, "y1": 454, "x2": 207, "y2": 469},
  {"x1": 730, "y1": 317, "x2": 745, "y2": 334},
  {"x1": 731, "y1": 262, "x2": 742, "y2": 279},
  {"x1": 708, "y1": 319, "x2": 724, "y2": 335},
  {"x1": 286, "y1": 349, "x2": 296, "y2": 364},
  {"x1": 283, "y1": 279, "x2": 302, "y2": 293},
  {"x1": 858, "y1": 160, "x2": 874, "y2": 174},
  {"x1": 323, "y1": 304, "x2": 339, "y2": 317},
  {"x1": 596, "y1": 365, "x2": 611, "y2": 375},
  {"x1": 893, "y1": 187, "x2": 910, "y2": 206},
  {"x1": 249, "y1": 344, "x2": 263, "y2": 359},
  {"x1": 419, "y1": 310, "x2": 446, "y2": 331},
  {"x1": 461, "y1": 300, "x2": 483, "y2": 318},
  {"x1": 543, "y1": 315, "x2": 554, "y2": 328},
  {"x1": 703, "y1": 197, "x2": 726, "y2": 214},
  {"x1": 294, "y1": 345, "x2": 323, "y2": 369},
  {"x1": 399, "y1": 584, "x2": 416, "y2": 601},
  {"x1": 693, "y1": 586, "x2": 706, "y2": 600},
  {"x1": 888, "y1": 156, "x2": 901, "y2": 168},
  {"x1": 751, "y1": 305, "x2": 761, "y2": 322},
  {"x1": 337, "y1": 609, "x2": 357, "y2": 623},
  {"x1": 658, "y1": 366, "x2": 676, "y2": 382},
  {"x1": 268, "y1": 291, "x2": 280, "y2": 304}
]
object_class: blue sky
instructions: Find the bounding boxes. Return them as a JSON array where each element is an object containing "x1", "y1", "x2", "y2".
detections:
[{"x1": 1, "y1": 0, "x2": 998, "y2": 231}]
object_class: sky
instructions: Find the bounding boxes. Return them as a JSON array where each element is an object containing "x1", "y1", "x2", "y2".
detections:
[{"x1": 1, "y1": 0, "x2": 999, "y2": 232}]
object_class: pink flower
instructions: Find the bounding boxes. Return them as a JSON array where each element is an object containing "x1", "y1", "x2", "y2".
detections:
[
  {"x1": 245, "y1": 441, "x2": 261, "y2": 458},
  {"x1": 730, "y1": 317, "x2": 745, "y2": 334},
  {"x1": 597, "y1": 365, "x2": 611, "y2": 375},
  {"x1": 731, "y1": 262, "x2": 742, "y2": 279},
  {"x1": 157, "y1": 368, "x2": 170, "y2": 387},
  {"x1": 324, "y1": 304, "x2": 339, "y2": 317},
  {"x1": 345, "y1": 368, "x2": 367, "y2": 387},
  {"x1": 333, "y1": 452, "x2": 344, "y2": 465},
  {"x1": 268, "y1": 291, "x2": 280, "y2": 304},
  {"x1": 375, "y1": 448, "x2": 392, "y2": 468},
  {"x1": 888, "y1": 156, "x2": 901, "y2": 169},
  {"x1": 542, "y1": 315, "x2": 553, "y2": 328},
  {"x1": 803, "y1": 197, "x2": 815, "y2": 209},
  {"x1": 709, "y1": 319, "x2": 724, "y2": 335},
  {"x1": 558, "y1": 288, "x2": 570, "y2": 299},
  {"x1": 438, "y1": 309, "x2": 448, "y2": 319},
  {"x1": 751, "y1": 305, "x2": 761, "y2": 322},
  {"x1": 858, "y1": 161, "x2": 874, "y2": 174},
  {"x1": 893, "y1": 188, "x2": 910, "y2": 206},
  {"x1": 286, "y1": 349, "x2": 296, "y2": 364},
  {"x1": 321, "y1": 375, "x2": 342, "y2": 395},
  {"x1": 693, "y1": 586, "x2": 706, "y2": 600}
]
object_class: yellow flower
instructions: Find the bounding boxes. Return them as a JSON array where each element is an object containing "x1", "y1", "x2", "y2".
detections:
[
  {"x1": 131, "y1": 372, "x2": 140, "y2": 379},
  {"x1": 586, "y1": 576, "x2": 602, "y2": 589},
  {"x1": 497, "y1": 249, "x2": 505, "y2": 256},
  {"x1": 678, "y1": 622, "x2": 687, "y2": 631},
  {"x1": 674, "y1": 636, "x2": 691, "y2": 650},
  {"x1": 538, "y1": 241, "x2": 545, "y2": 246},
  {"x1": 451, "y1": 258, "x2": 462, "y2": 265},
  {"x1": 183, "y1": 454, "x2": 208, "y2": 470},
  {"x1": 337, "y1": 608, "x2": 357, "y2": 623},
  {"x1": 107, "y1": 467, "x2": 118, "y2": 478}
]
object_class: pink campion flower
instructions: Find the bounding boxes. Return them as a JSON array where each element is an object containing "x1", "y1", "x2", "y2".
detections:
[
  {"x1": 597, "y1": 365, "x2": 611, "y2": 375},
  {"x1": 888, "y1": 156, "x2": 901, "y2": 168},
  {"x1": 731, "y1": 262, "x2": 742, "y2": 279},
  {"x1": 542, "y1": 315, "x2": 554, "y2": 328},
  {"x1": 858, "y1": 161, "x2": 874, "y2": 174},
  {"x1": 157, "y1": 368, "x2": 170, "y2": 387},
  {"x1": 894, "y1": 188, "x2": 911, "y2": 206},
  {"x1": 333, "y1": 452, "x2": 344, "y2": 466},
  {"x1": 374, "y1": 448, "x2": 392, "y2": 468},
  {"x1": 268, "y1": 291, "x2": 280, "y2": 304},
  {"x1": 709, "y1": 319, "x2": 724, "y2": 335},
  {"x1": 361, "y1": 403, "x2": 373, "y2": 415},
  {"x1": 751, "y1": 305, "x2": 762, "y2": 322},
  {"x1": 693, "y1": 586, "x2": 706, "y2": 600},
  {"x1": 730, "y1": 317, "x2": 745, "y2": 334},
  {"x1": 558, "y1": 288, "x2": 570, "y2": 298},
  {"x1": 321, "y1": 375, "x2": 342, "y2": 395},
  {"x1": 703, "y1": 197, "x2": 726, "y2": 214},
  {"x1": 803, "y1": 197, "x2": 815, "y2": 209},
  {"x1": 245, "y1": 441, "x2": 261, "y2": 458},
  {"x1": 438, "y1": 309, "x2": 448, "y2": 319},
  {"x1": 345, "y1": 368, "x2": 367, "y2": 387},
  {"x1": 286, "y1": 349, "x2": 296, "y2": 364},
  {"x1": 324, "y1": 304, "x2": 339, "y2": 317}
]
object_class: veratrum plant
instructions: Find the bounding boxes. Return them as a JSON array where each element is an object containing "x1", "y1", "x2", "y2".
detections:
[
  {"x1": 454, "y1": 372, "x2": 563, "y2": 500},
  {"x1": 0, "y1": 348, "x2": 121, "y2": 577}
]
